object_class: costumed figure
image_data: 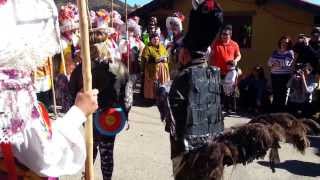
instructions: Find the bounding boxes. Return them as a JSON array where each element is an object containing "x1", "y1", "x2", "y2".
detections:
[
  {"x1": 0, "y1": 0, "x2": 98, "y2": 179},
  {"x1": 141, "y1": 33, "x2": 170, "y2": 102},
  {"x1": 165, "y1": 12, "x2": 185, "y2": 79},
  {"x1": 58, "y1": 3, "x2": 80, "y2": 77},
  {"x1": 53, "y1": 3, "x2": 81, "y2": 113},
  {"x1": 142, "y1": 16, "x2": 162, "y2": 45},
  {"x1": 93, "y1": 9, "x2": 122, "y2": 62},
  {"x1": 95, "y1": 9, "x2": 110, "y2": 29},
  {"x1": 34, "y1": 59, "x2": 53, "y2": 111},
  {"x1": 110, "y1": 10, "x2": 124, "y2": 43},
  {"x1": 156, "y1": 1, "x2": 320, "y2": 180},
  {"x1": 119, "y1": 18, "x2": 145, "y2": 82},
  {"x1": 69, "y1": 30, "x2": 133, "y2": 180},
  {"x1": 105, "y1": 27, "x2": 122, "y2": 62}
]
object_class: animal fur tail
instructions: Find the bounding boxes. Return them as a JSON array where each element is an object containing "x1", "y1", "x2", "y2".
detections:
[
  {"x1": 249, "y1": 113, "x2": 310, "y2": 153},
  {"x1": 300, "y1": 118, "x2": 320, "y2": 135},
  {"x1": 175, "y1": 113, "x2": 314, "y2": 180}
]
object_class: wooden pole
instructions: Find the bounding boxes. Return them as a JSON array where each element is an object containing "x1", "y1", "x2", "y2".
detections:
[
  {"x1": 48, "y1": 57, "x2": 58, "y2": 116},
  {"x1": 59, "y1": 40, "x2": 67, "y2": 76},
  {"x1": 111, "y1": 0, "x2": 114, "y2": 28},
  {"x1": 76, "y1": 0, "x2": 94, "y2": 179},
  {"x1": 125, "y1": 0, "x2": 130, "y2": 72}
]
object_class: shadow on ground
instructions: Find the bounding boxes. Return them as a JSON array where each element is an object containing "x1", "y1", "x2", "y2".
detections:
[
  {"x1": 132, "y1": 92, "x2": 155, "y2": 107},
  {"x1": 132, "y1": 79, "x2": 155, "y2": 108},
  {"x1": 258, "y1": 160, "x2": 320, "y2": 177},
  {"x1": 309, "y1": 136, "x2": 320, "y2": 149},
  {"x1": 309, "y1": 136, "x2": 320, "y2": 156}
]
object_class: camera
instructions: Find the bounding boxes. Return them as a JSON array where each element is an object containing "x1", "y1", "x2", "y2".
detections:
[{"x1": 294, "y1": 63, "x2": 306, "y2": 74}]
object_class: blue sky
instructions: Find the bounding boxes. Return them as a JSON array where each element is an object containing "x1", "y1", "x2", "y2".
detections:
[
  {"x1": 304, "y1": 0, "x2": 320, "y2": 5},
  {"x1": 127, "y1": 0, "x2": 151, "y2": 6}
]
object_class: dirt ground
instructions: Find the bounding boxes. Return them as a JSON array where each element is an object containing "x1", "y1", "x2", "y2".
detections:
[{"x1": 61, "y1": 106, "x2": 320, "y2": 180}]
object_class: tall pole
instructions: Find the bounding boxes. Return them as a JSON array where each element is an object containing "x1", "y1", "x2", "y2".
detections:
[
  {"x1": 111, "y1": 0, "x2": 114, "y2": 28},
  {"x1": 125, "y1": 0, "x2": 130, "y2": 72},
  {"x1": 76, "y1": 0, "x2": 94, "y2": 179},
  {"x1": 59, "y1": 41, "x2": 67, "y2": 76},
  {"x1": 48, "y1": 57, "x2": 58, "y2": 116}
]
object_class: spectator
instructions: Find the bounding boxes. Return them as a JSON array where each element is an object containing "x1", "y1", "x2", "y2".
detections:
[
  {"x1": 287, "y1": 63, "x2": 318, "y2": 117},
  {"x1": 309, "y1": 27, "x2": 320, "y2": 72},
  {"x1": 238, "y1": 66, "x2": 269, "y2": 114},
  {"x1": 252, "y1": 66, "x2": 269, "y2": 113},
  {"x1": 142, "y1": 16, "x2": 162, "y2": 45},
  {"x1": 238, "y1": 70, "x2": 256, "y2": 112},
  {"x1": 268, "y1": 35, "x2": 294, "y2": 112},
  {"x1": 141, "y1": 33, "x2": 170, "y2": 103},
  {"x1": 210, "y1": 25, "x2": 242, "y2": 78},
  {"x1": 293, "y1": 33, "x2": 317, "y2": 71}
]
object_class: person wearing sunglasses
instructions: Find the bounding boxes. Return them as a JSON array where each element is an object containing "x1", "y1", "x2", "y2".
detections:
[{"x1": 210, "y1": 24, "x2": 242, "y2": 78}]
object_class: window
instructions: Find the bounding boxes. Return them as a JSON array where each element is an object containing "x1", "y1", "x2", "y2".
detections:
[
  {"x1": 224, "y1": 15, "x2": 253, "y2": 49},
  {"x1": 314, "y1": 16, "x2": 320, "y2": 26}
]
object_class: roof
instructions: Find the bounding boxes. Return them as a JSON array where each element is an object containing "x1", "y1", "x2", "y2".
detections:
[
  {"x1": 130, "y1": 0, "x2": 320, "y2": 16},
  {"x1": 54, "y1": 0, "x2": 134, "y2": 16},
  {"x1": 282, "y1": 0, "x2": 320, "y2": 13},
  {"x1": 129, "y1": 0, "x2": 172, "y2": 17}
]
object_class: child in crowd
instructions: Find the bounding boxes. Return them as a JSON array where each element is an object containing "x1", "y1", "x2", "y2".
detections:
[{"x1": 238, "y1": 66, "x2": 270, "y2": 114}]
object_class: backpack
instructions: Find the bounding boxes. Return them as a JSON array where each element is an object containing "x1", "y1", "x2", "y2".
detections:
[{"x1": 170, "y1": 66, "x2": 224, "y2": 152}]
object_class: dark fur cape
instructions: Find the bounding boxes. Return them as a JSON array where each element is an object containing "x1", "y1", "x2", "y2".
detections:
[{"x1": 174, "y1": 113, "x2": 320, "y2": 180}]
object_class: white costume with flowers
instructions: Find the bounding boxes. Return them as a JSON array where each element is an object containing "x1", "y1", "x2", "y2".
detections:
[{"x1": 0, "y1": 0, "x2": 86, "y2": 178}]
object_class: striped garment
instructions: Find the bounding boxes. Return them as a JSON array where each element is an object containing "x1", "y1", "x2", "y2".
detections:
[{"x1": 268, "y1": 50, "x2": 294, "y2": 74}]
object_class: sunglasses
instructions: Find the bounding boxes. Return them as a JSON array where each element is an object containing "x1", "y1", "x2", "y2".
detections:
[
  {"x1": 221, "y1": 33, "x2": 231, "y2": 36},
  {"x1": 280, "y1": 41, "x2": 289, "y2": 44}
]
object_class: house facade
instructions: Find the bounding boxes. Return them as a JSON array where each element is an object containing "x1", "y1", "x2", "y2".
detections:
[{"x1": 131, "y1": 0, "x2": 320, "y2": 72}]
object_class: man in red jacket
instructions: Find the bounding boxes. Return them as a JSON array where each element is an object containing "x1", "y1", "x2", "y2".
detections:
[{"x1": 210, "y1": 25, "x2": 242, "y2": 77}]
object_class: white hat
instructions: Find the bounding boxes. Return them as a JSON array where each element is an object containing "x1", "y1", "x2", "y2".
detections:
[
  {"x1": 105, "y1": 27, "x2": 116, "y2": 35},
  {"x1": 94, "y1": 9, "x2": 110, "y2": 30},
  {"x1": 58, "y1": 3, "x2": 79, "y2": 32},
  {"x1": 166, "y1": 12, "x2": 185, "y2": 33},
  {"x1": 166, "y1": 17, "x2": 182, "y2": 32},
  {"x1": 111, "y1": 11, "x2": 124, "y2": 25},
  {"x1": 125, "y1": 19, "x2": 142, "y2": 37}
]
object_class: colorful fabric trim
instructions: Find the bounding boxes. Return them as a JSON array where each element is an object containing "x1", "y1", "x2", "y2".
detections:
[
  {"x1": 38, "y1": 102, "x2": 52, "y2": 139},
  {"x1": 0, "y1": 69, "x2": 40, "y2": 143}
]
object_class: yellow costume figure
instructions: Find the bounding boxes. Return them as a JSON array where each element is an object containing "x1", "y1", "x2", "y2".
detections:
[{"x1": 142, "y1": 39, "x2": 170, "y2": 100}]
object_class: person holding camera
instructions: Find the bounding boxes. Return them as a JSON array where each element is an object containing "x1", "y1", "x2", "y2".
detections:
[
  {"x1": 268, "y1": 35, "x2": 294, "y2": 112},
  {"x1": 141, "y1": 33, "x2": 170, "y2": 103},
  {"x1": 286, "y1": 63, "x2": 318, "y2": 117}
]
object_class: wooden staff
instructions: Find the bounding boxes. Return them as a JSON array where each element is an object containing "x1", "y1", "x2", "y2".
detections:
[
  {"x1": 48, "y1": 57, "x2": 58, "y2": 116},
  {"x1": 59, "y1": 40, "x2": 67, "y2": 76},
  {"x1": 125, "y1": 0, "x2": 130, "y2": 72},
  {"x1": 76, "y1": 0, "x2": 94, "y2": 179},
  {"x1": 111, "y1": 0, "x2": 114, "y2": 28}
]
